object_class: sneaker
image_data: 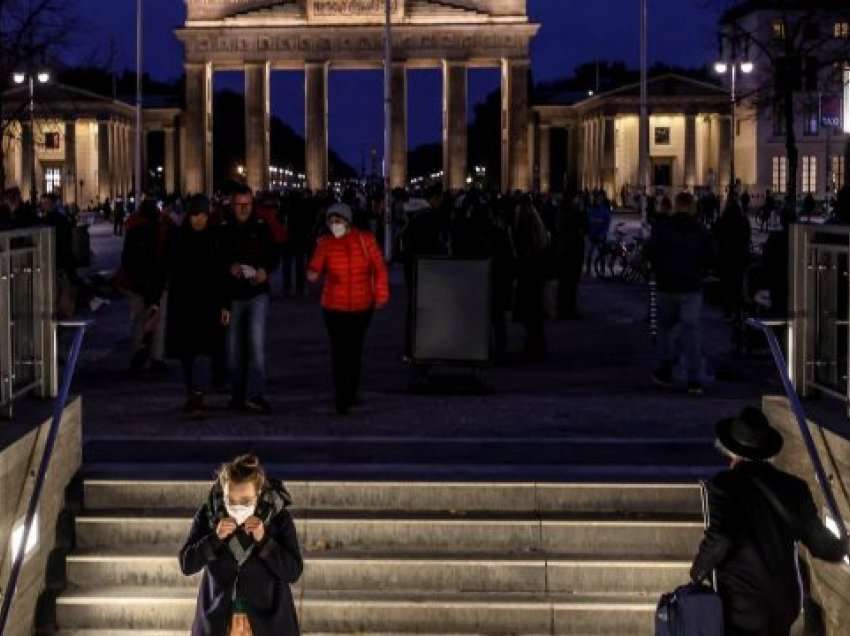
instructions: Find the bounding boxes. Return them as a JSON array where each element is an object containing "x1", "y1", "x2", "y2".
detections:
[
  {"x1": 651, "y1": 368, "x2": 674, "y2": 387},
  {"x1": 687, "y1": 383, "x2": 704, "y2": 397},
  {"x1": 245, "y1": 396, "x2": 272, "y2": 414}
]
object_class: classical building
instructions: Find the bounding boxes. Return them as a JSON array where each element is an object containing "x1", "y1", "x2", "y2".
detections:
[
  {"x1": 176, "y1": 0, "x2": 539, "y2": 195},
  {"x1": 2, "y1": 83, "x2": 136, "y2": 206},
  {"x1": 533, "y1": 75, "x2": 734, "y2": 201}
]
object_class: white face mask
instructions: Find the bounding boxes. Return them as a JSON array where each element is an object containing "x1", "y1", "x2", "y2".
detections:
[
  {"x1": 225, "y1": 503, "x2": 255, "y2": 526},
  {"x1": 330, "y1": 221, "x2": 348, "y2": 239}
]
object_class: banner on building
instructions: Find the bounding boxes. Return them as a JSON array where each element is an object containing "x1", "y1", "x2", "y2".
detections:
[{"x1": 820, "y1": 93, "x2": 843, "y2": 129}]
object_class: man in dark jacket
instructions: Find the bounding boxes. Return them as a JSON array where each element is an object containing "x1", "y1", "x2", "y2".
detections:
[
  {"x1": 691, "y1": 407, "x2": 848, "y2": 636},
  {"x1": 220, "y1": 185, "x2": 278, "y2": 414},
  {"x1": 646, "y1": 191, "x2": 714, "y2": 395}
]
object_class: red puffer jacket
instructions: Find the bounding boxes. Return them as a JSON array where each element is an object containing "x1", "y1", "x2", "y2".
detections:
[{"x1": 308, "y1": 229, "x2": 390, "y2": 312}]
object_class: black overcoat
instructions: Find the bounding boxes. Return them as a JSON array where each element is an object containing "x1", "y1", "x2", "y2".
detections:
[
  {"x1": 179, "y1": 501, "x2": 303, "y2": 636},
  {"x1": 691, "y1": 461, "x2": 846, "y2": 635}
]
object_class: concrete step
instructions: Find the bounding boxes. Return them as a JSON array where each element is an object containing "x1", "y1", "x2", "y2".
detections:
[
  {"x1": 55, "y1": 587, "x2": 656, "y2": 634},
  {"x1": 74, "y1": 512, "x2": 702, "y2": 559},
  {"x1": 83, "y1": 436, "x2": 720, "y2": 468},
  {"x1": 83, "y1": 479, "x2": 704, "y2": 516},
  {"x1": 66, "y1": 549, "x2": 689, "y2": 595}
]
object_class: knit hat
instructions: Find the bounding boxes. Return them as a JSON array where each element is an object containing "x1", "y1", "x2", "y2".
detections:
[
  {"x1": 186, "y1": 194, "x2": 210, "y2": 216},
  {"x1": 327, "y1": 202, "x2": 352, "y2": 224}
]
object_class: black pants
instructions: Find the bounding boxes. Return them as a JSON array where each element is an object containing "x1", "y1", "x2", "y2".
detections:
[
  {"x1": 181, "y1": 354, "x2": 207, "y2": 395},
  {"x1": 323, "y1": 309, "x2": 373, "y2": 407}
]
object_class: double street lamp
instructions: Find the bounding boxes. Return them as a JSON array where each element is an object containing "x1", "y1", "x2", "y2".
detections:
[
  {"x1": 13, "y1": 70, "x2": 51, "y2": 204},
  {"x1": 714, "y1": 58, "x2": 754, "y2": 193}
]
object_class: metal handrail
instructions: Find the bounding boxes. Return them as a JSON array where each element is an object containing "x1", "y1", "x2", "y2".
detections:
[
  {"x1": 746, "y1": 318, "x2": 848, "y2": 539},
  {"x1": 0, "y1": 321, "x2": 87, "y2": 635}
]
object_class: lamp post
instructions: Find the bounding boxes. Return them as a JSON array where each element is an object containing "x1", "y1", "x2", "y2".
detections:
[
  {"x1": 135, "y1": 0, "x2": 143, "y2": 208},
  {"x1": 382, "y1": 0, "x2": 394, "y2": 261},
  {"x1": 714, "y1": 58, "x2": 753, "y2": 195},
  {"x1": 13, "y1": 71, "x2": 51, "y2": 204},
  {"x1": 638, "y1": 0, "x2": 649, "y2": 227}
]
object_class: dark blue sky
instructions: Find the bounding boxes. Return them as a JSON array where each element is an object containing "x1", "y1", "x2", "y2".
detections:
[{"x1": 72, "y1": 1, "x2": 722, "y2": 168}]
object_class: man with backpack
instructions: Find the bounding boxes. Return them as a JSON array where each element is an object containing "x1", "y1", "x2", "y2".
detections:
[{"x1": 690, "y1": 407, "x2": 849, "y2": 635}]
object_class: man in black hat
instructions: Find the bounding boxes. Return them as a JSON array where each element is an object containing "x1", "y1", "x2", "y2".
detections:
[{"x1": 691, "y1": 407, "x2": 848, "y2": 635}]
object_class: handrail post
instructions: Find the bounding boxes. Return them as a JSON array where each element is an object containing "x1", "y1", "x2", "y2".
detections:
[
  {"x1": 0, "y1": 235, "x2": 10, "y2": 418},
  {"x1": 0, "y1": 322, "x2": 87, "y2": 635},
  {"x1": 746, "y1": 318, "x2": 848, "y2": 539}
]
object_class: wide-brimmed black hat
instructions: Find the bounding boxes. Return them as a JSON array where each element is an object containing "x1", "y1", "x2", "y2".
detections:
[{"x1": 716, "y1": 407, "x2": 784, "y2": 461}]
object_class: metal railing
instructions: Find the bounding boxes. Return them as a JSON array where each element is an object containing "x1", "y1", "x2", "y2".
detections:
[
  {"x1": 789, "y1": 224, "x2": 850, "y2": 416},
  {"x1": 747, "y1": 318, "x2": 848, "y2": 540},
  {"x1": 0, "y1": 321, "x2": 86, "y2": 635},
  {"x1": 0, "y1": 227, "x2": 57, "y2": 417}
]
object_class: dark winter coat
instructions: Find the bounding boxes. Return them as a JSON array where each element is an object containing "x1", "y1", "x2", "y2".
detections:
[
  {"x1": 179, "y1": 483, "x2": 303, "y2": 636},
  {"x1": 646, "y1": 212, "x2": 715, "y2": 294},
  {"x1": 714, "y1": 210, "x2": 752, "y2": 274},
  {"x1": 117, "y1": 213, "x2": 165, "y2": 305},
  {"x1": 691, "y1": 461, "x2": 847, "y2": 635},
  {"x1": 165, "y1": 223, "x2": 225, "y2": 359},
  {"x1": 219, "y1": 216, "x2": 279, "y2": 306}
]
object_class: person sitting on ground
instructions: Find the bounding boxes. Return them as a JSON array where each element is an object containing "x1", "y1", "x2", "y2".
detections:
[
  {"x1": 180, "y1": 454, "x2": 303, "y2": 636},
  {"x1": 691, "y1": 407, "x2": 848, "y2": 636}
]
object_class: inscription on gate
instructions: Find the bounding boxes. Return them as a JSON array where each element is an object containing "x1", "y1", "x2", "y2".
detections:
[{"x1": 307, "y1": 0, "x2": 403, "y2": 22}]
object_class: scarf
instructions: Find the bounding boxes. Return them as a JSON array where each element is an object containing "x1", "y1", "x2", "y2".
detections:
[{"x1": 206, "y1": 479, "x2": 293, "y2": 567}]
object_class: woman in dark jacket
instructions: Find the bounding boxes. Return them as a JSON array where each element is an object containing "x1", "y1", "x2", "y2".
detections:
[
  {"x1": 164, "y1": 195, "x2": 227, "y2": 418},
  {"x1": 555, "y1": 195, "x2": 587, "y2": 320},
  {"x1": 180, "y1": 454, "x2": 303, "y2": 636},
  {"x1": 513, "y1": 197, "x2": 550, "y2": 359},
  {"x1": 713, "y1": 199, "x2": 752, "y2": 320}
]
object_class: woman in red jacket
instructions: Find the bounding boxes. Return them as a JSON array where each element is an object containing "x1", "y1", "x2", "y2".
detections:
[{"x1": 307, "y1": 203, "x2": 389, "y2": 414}]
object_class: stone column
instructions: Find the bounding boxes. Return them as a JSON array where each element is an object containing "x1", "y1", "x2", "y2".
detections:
[
  {"x1": 184, "y1": 62, "x2": 213, "y2": 196},
  {"x1": 21, "y1": 122, "x2": 33, "y2": 202},
  {"x1": 602, "y1": 116, "x2": 616, "y2": 196},
  {"x1": 501, "y1": 59, "x2": 530, "y2": 193},
  {"x1": 164, "y1": 126, "x2": 177, "y2": 194},
  {"x1": 442, "y1": 60, "x2": 467, "y2": 191},
  {"x1": 245, "y1": 61, "x2": 271, "y2": 193},
  {"x1": 305, "y1": 61, "x2": 329, "y2": 191},
  {"x1": 64, "y1": 121, "x2": 77, "y2": 205},
  {"x1": 390, "y1": 62, "x2": 408, "y2": 189},
  {"x1": 538, "y1": 124, "x2": 551, "y2": 193},
  {"x1": 97, "y1": 120, "x2": 111, "y2": 202},
  {"x1": 684, "y1": 113, "x2": 697, "y2": 191},
  {"x1": 718, "y1": 115, "x2": 732, "y2": 193}
]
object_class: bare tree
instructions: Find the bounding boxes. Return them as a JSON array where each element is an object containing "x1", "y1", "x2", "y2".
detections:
[
  {"x1": 720, "y1": 2, "x2": 850, "y2": 204},
  {"x1": 0, "y1": 0, "x2": 77, "y2": 193}
]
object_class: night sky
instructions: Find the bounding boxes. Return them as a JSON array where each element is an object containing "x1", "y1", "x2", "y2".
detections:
[{"x1": 71, "y1": 1, "x2": 722, "y2": 169}]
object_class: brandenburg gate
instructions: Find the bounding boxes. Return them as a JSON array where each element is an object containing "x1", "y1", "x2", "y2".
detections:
[{"x1": 176, "y1": 0, "x2": 539, "y2": 194}]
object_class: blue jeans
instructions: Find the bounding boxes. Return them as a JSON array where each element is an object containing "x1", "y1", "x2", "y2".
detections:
[
  {"x1": 228, "y1": 294, "x2": 269, "y2": 401},
  {"x1": 656, "y1": 292, "x2": 703, "y2": 384}
]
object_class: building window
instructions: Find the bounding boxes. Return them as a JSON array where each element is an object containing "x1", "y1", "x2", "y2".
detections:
[
  {"x1": 44, "y1": 167, "x2": 62, "y2": 194},
  {"x1": 833, "y1": 156, "x2": 846, "y2": 191},
  {"x1": 44, "y1": 132, "x2": 60, "y2": 150},
  {"x1": 654, "y1": 127, "x2": 671, "y2": 145},
  {"x1": 802, "y1": 156, "x2": 817, "y2": 194},
  {"x1": 773, "y1": 20, "x2": 786, "y2": 40},
  {"x1": 803, "y1": 102, "x2": 819, "y2": 136},
  {"x1": 772, "y1": 156, "x2": 788, "y2": 194},
  {"x1": 835, "y1": 22, "x2": 850, "y2": 39}
]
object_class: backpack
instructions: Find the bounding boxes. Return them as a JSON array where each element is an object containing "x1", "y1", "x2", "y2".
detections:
[
  {"x1": 655, "y1": 482, "x2": 724, "y2": 635},
  {"x1": 655, "y1": 583, "x2": 724, "y2": 635}
]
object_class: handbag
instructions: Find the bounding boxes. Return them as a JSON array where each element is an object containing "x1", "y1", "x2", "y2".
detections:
[{"x1": 654, "y1": 481, "x2": 724, "y2": 635}]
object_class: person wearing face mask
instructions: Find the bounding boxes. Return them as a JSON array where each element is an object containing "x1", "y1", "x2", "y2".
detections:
[
  {"x1": 180, "y1": 454, "x2": 303, "y2": 636},
  {"x1": 307, "y1": 202, "x2": 390, "y2": 414}
]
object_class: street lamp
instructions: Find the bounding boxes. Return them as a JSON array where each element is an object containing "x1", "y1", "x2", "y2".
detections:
[
  {"x1": 714, "y1": 58, "x2": 753, "y2": 193},
  {"x1": 13, "y1": 70, "x2": 51, "y2": 204}
]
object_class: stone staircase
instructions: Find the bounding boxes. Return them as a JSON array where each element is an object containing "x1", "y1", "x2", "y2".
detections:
[{"x1": 46, "y1": 480, "x2": 704, "y2": 635}]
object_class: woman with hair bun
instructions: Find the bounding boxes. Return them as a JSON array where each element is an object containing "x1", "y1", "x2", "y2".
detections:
[{"x1": 179, "y1": 454, "x2": 303, "y2": 636}]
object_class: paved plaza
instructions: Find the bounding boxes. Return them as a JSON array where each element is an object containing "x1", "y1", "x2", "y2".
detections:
[{"x1": 71, "y1": 221, "x2": 781, "y2": 482}]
